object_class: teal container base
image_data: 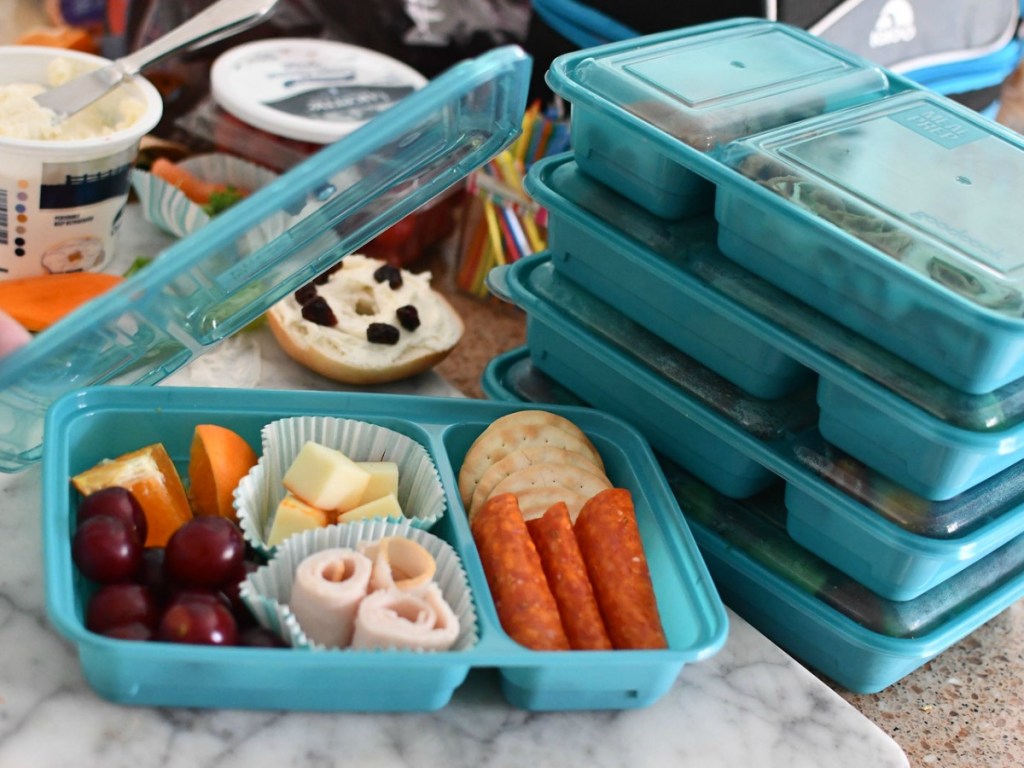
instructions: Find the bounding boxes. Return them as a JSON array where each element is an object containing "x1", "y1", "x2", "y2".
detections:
[
  {"x1": 499, "y1": 659, "x2": 679, "y2": 710},
  {"x1": 784, "y1": 484, "x2": 983, "y2": 602},
  {"x1": 525, "y1": 151, "x2": 812, "y2": 399},
  {"x1": 527, "y1": 324, "x2": 778, "y2": 499},
  {"x1": 79, "y1": 645, "x2": 468, "y2": 711},
  {"x1": 816, "y1": 377, "x2": 1021, "y2": 501},
  {"x1": 44, "y1": 387, "x2": 728, "y2": 711},
  {"x1": 572, "y1": 104, "x2": 714, "y2": 220}
]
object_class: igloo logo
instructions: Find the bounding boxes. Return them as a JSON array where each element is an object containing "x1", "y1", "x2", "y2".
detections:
[{"x1": 870, "y1": 0, "x2": 918, "y2": 48}]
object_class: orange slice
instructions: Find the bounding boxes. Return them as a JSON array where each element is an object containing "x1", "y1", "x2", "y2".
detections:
[
  {"x1": 72, "y1": 443, "x2": 193, "y2": 547},
  {"x1": 188, "y1": 424, "x2": 258, "y2": 522}
]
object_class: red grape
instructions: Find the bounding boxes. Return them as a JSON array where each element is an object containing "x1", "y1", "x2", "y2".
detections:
[
  {"x1": 85, "y1": 583, "x2": 159, "y2": 634},
  {"x1": 221, "y1": 559, "x2": 258, "y2": 625},
  {"x1": 167, "y1": 588, "x2": 232, "y2": 611},
  {"x1": 77, "y1": 486, "x2": 147, "y2": 544},
  {"x1": 163, "y1": 517, "x2": 245, "y2": 590},
  {"x1": 102, "y1": 622, "x2": 155, "y2": 642},
  {"x1": 72, "y1": 516, "x2": 143, "y2": 583},
  {"x1": 138, "y1": 547, "x2": 170, "y2": 601},
  {"x1": 157, "y1": 593, "x2": 238, "y2": 645},
  {"x1": 237, "y1": 625, "x2": 287, "y2": 648}
]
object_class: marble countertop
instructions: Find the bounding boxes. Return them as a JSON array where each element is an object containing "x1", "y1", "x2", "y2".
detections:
[{"x1": 0, "y1": 232, "x2": 909, "y2": 765}]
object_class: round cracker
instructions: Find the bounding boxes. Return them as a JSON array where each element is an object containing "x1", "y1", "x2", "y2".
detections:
[
  {"x1": 487, "y1": 463, "x2": 611, "y2": 517},
  {"x1": 480, "y1": 410, "x2": 601, "y2": 468},
  {"x1": 514, "y1": 486, "x2": 590, "y2": 522},
  {"x1": 469, "y1": 445, "x2": 609, "y2": 517},
  {"x1": 458, "y1": 422, "x2": 604, "y2": 508}
]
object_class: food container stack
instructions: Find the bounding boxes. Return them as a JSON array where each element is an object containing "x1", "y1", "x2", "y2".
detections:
[{"x1": 482, "y1": 18, "x2": 1024, "y2": 693}]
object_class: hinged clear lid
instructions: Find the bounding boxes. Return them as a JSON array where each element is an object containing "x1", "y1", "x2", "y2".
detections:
[{"x1": 0, "y1": 45, "x2": 531, "y2": 471}]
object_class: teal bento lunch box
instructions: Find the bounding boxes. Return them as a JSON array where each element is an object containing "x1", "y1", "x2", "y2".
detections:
[
  {"x1": 482, "y1": 348, "x2": 1024, "y2": 692},
  {"x1": 545, "y1": 17, "x2": 889, "y2": 218},
  {"x1": 665, "y1": 463, "x2": 1024, "y2": 694},
  {"x1": 43, "y1": 386, "x2": 728, "y2": 711},
  {"x1": 546, "y1": 17, "x2": 1024, "y2": 398},
  {"x1": 487, "y1": 257, "x2": 1024, "y2": 601}
]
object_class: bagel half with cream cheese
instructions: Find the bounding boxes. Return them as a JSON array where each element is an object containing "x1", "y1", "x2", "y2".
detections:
[{"x1": 267, "y1": 254, "x2": 463, "y2": 384}]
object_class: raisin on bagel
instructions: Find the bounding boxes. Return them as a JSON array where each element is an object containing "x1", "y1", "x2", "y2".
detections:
[{"x1": 267, "y1": 255, "x2": 463, "y2": 384}]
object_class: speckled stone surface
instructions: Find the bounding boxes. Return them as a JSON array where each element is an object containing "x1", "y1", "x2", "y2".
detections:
[{"x1": 831, "y1": 603, "x2": 1024, "y2": 767}]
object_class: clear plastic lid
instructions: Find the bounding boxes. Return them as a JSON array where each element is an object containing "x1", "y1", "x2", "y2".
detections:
[
  {"x1": 548, "y1": 18, "x2": 890, "y2": 151},
  {"x1": 790, "y1": 431, "x2": 1024, "y2": 539},
  {"x1": 725, "y1": 89, "x2": 1024, "y2": 316},
  {"x1": 0, "y1": 45, "x2": 531, "y2": 472}
]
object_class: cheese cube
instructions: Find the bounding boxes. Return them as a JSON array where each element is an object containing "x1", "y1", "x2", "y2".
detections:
[
  {"x1": 336, "y1": 492, "x2": 404, "y2": 523},
  {"x1": 266, "y1": 493, "x2": 329, "y2": 547},
  {"x1": 355, "y1": 461, "x2": 399, "y2": 505},
  {"x1": 282, "y1": 441, "x2": 371, "y2": 512}
]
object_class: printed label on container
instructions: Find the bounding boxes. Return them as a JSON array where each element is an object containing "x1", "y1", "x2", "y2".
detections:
[
  {"x1": 889, "y1": 105, "x2": 989, "y2": 150},
  {"x1": 0, "y1": 146, "x2": 134, "y2": 278},
  {"x1": 212, "y1": 40, "x2": 428, "y2": 142},
  {"x1": 268, "y1": 85, "x2": 418, "y2": 124}
]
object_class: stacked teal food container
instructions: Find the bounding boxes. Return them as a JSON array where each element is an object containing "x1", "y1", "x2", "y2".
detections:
[{"x1": 483, "y1": 18, "x2": 1024, "y2": 692}]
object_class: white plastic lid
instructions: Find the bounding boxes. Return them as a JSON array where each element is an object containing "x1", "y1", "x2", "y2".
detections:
[{"x1": 210, "y1": 38, "x2": 428, "y2": 144}]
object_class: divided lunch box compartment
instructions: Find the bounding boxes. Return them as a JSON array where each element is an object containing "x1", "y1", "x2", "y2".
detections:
[
  {"x1": 482, "y1": 347, "x2": 1024, "y2": 693},
  {"x1": 547, "y1": 18, "x2": 1024, "y2": 397},
  {"x1": 487, "y1": 256, "x2": 1024, "y2": 602},
  {"x1": 42, "y1": 387, "x2": 728, "y2": 711},
  {"x1": 0, "y1": 45, "x2": 531, "y2": 474},
  {"x1": 525, "y1": 152, "x2": 1024, "y2": 502}
]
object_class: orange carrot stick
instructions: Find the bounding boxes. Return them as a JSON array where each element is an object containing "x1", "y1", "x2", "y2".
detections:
[
  {"x1": 149, "y1": 157, "x2": 245, "y2": 206},
  {"x1": 0, "y1": 272, "x2": 122, "y2": 331}
]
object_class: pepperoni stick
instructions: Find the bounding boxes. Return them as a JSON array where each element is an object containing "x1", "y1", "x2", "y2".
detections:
[
  {"x1": 471, "y1": 493, "x2": 570, "y2": 651},
  {"x1": 527, "y1": 502, "x2": 612, "y2": 651},
  {"x1": 574, "y1": 488, "x2": 668, "y2": 650}
]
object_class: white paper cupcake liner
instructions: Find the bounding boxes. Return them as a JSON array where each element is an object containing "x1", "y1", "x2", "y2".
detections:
[
  {"x1": 131, "y1": 153, "x2": 284, "y2": 250},
  {"x1": 235, "y1": 415, "x2": 447, "y2": 558},
  {"x1": 238, "y1": 520, "x2": 478, "y2": 652}
]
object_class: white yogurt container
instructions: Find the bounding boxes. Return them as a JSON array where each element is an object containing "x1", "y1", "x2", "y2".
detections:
[
  {"x1": 208, "y1": 38, "x2": 428, "y2": 169},
  {"x1": 0, "y1": 46, "x2": 162, "y2": 279}
]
